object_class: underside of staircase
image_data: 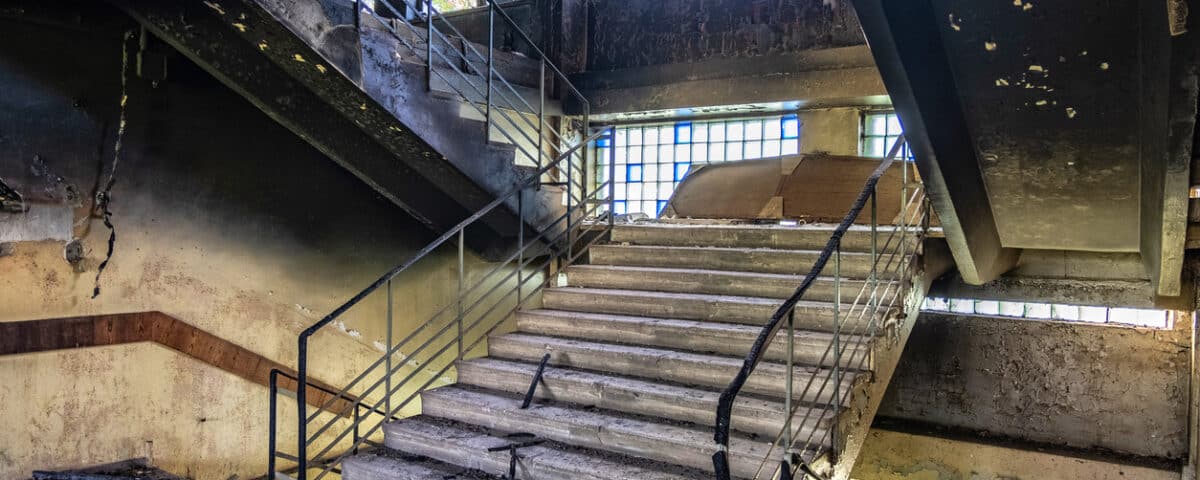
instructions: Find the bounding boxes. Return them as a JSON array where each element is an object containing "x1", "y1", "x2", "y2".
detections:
[{"x1": 342, "y1": 221, "x2": 933, "y2": 480}]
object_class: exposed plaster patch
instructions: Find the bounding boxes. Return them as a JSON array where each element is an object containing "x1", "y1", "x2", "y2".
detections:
[{"x1": 202, "y1": 1, "x2": 226, "y2": 16}]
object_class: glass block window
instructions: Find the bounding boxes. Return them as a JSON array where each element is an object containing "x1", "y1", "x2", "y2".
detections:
[
  {"x1": 860, "y1": 111, "x2": 913, "y2": 160},
  {"x1": 595, "y1": 114, "x2": 800, "y2": 217},
  {"x1": 922, "y1": 297, "x2": 1173, "y2": 329}
]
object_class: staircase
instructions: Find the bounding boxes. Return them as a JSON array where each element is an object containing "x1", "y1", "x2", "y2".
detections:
[{"x1": 340, "y1": 210, "x2": 932, "y2": 478}]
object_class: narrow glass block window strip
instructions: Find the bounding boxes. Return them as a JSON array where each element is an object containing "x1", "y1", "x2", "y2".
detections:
[
  {"x1": 860, "y1": 111, "x2": 913, "y2": 160},
  {"x1": 596, "y1": 114, "x2": 800, "y2": 217},
  {"x1": 921, "y1": 297, "x2": 1173, "y2": 329}
]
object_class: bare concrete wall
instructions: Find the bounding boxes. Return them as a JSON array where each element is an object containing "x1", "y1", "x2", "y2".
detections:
[
  {"x1": 852, "y1": 427, "x2": 1180, "y2": 480},
  {"x1": 878, "y1": 312, "x2": 1192, "y2": 459},
  {"x1": 800, "y1": 108, "x2": 861, "y2": 156},
  {"x1": 0, "y1": 18, "x2": 506, "y2": 479}
]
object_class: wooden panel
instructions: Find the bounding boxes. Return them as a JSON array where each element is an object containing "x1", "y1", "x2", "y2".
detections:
[
  {"x1": 0, "y1": 312, "x2": 353, "y2": 414},
  {"x1": 665, "y1": 154, "x2": 918, "y2": 224}
]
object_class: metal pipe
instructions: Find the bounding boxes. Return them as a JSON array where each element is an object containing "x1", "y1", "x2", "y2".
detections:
[
  {"x1": 486, "y1": 3, "x2": 493, "y2": 138},
  {"x1": 608, "y1": 131, "x2": 616, "y2": 227},
  {"x1": 297, "y1": 338, "x2": 307, "y2": 480},
  {"x1": 268, "y1": 369, "x2": 278, "y2": 479},
  {"x1": 386, "y1": 280, "x2": 393, "y2": 416},
  {"x1": 458, "y1": 228, "x2": 465, "y2": 358},
  {"x1": 832, "y1": 241, "x2": 842, "y2": 456},
  {"x1": 424, "y1": 0, "x2": 432, "y2": 88},
  {"x1": 517, "y1": 190, "x2": 524, "y2": 310},
  {"x1": 538, "y1": 59, "x2": 545, "y2": 171},
  {"x1": 783, "y1": 307, "x2": 795, "y2": 472}
]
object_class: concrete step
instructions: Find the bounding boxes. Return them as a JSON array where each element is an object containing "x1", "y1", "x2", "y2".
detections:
[
  {"x1": 380, "y1": 416, "x2": 708, "y2": 480},
  {"x1": 343, "y1": 451, "x2": 492, "y2": 480},
  {"x1": 542, "y1": 287, "x2": 885, "y2": 334},
  {"x1": 456, "y1": 357, "x2": 833, "y2": 439},
  {"x1": 517, "y1": 309, "x2": 869, "y2": 369},
  {"x1": 419, "y1": 387, "x2": 784, "y2": 478},
  {"x1": 488, "y1": 333, "x2": 857, "y2": 404},
  {"x1": 589, "y1": 244, "x2": 877, "y2": 277},
  {"x1": 565, "y1": 264, "x2": 892, "y2": 302},
  {"x1": 611, "y1": 222, "x2": 917, "y2": 252}
]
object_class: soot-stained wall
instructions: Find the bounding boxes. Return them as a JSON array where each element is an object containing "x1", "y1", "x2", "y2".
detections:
[
  {"x1": 879, "y1": 312, "x2": 1192, "y2": 460},
  {"x1": 585, "y1": 0, "x2": 864, "y2": 71},
  {"x1": 0, "y1": 11, "x2": 502, "y2": 479}
]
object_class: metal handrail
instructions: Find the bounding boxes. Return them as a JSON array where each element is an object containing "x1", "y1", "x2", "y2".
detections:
[
  {"x1": 711, "y1": 136, "x2": 926, "y2": 480},
  {"x1": 271, "y1": 126, "x2": 616, "y2": 480}
]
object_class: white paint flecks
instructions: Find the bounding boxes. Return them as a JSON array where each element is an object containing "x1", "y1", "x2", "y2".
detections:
[
  {"x1": 292, "y1": 54, "x2": 307, "y2": 63},
  {"x1": 1066, "y1": 107, "x2": 1078, "y2": 119},
  {"x1": 948, "y1": 13, "x2": 962, "y2": 31},
  {"x1": 1100, "y1": 62, "x2": 1110, "y2": 70},
  {"x1": 995, "y1": 78, "x2": 1010, "y2": 87},
  {"x1": 985, "y1": 41, "x2": 998, "y2": 51},
  {"x1": 1028, "y1": 64, "x2": 1044, "y2": 73}
]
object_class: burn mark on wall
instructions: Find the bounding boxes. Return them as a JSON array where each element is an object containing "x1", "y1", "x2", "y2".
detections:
[
  {"x1": 0, "y1": 177, "x2": 24, "y2": 213},
  {"x1": 585, "y1": 0, "x2": 865, "y2": 71}
]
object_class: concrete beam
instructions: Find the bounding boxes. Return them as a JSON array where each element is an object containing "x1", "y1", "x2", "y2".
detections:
[
  {"x1": 853, "y1": 0, "x2": 1019, "y2": 285},
  {"x1": 568, "y1": 46, "x2": 886, "y2": 115},
  {"x1": 109, "y1": 0, "x2": 521, "y2": 255},
  {"x1": 1141, "y1": 0, "x2": 1195, "y2": 297}
]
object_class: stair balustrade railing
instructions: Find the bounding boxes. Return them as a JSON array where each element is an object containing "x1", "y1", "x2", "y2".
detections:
[
  {"x1": 712, "y1": 136, "x2": 931, "y2": 480},
  {"x1": 266, "y1": 124, "x2": 616, "y2": 480},
  {"x1": 362, "y1": 0, "x2": 590, "y2": 189}
]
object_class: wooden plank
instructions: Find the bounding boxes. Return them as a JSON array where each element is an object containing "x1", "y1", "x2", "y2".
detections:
[{"x1": 0, "y1": 312, "x2": 352, "y2": 412}]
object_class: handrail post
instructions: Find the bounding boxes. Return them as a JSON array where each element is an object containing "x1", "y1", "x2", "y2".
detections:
[
  {"x1": 870, "y1": 185, "x2": 878, "y2": 335},
  {"x1": 486, "y1": 3, "x2": 494, "y2": 139},
  {"x1": 297, "y1": 338, "x2": 308, "y2": 480},
  {"x1": 385, "y1": 279, "x2": 393, "y2": 416},
  {"x1": 424, "y1": 0, "x2": 433, "y2": 89},
  {"x1": 538, "y1": 59, "x2": 545, "y2": 171},
  {"x1": 608, "y1": 129, "x2": 616, "y2": 228},
  {"x1": 899, "y1": 139, "x2": 909, "y2": 297},
  {"x1": 268, "y1": 370, "x2": 278, "y2": 479},
  {"x1": 517, "y1": 190, "x2": 525, "y2": 309},
  {"x1": 567, "y1": 143, "x2": 574, "y2": 261},
  {"x1": 832, "y1": 241, "x2": 842, "y2": 456},
  {"x1": 457, "y1": 228, "x2": 465, "y2": 358},
  {"x1": 782, "y1": 307, "x2": 795, "y2": 477}
]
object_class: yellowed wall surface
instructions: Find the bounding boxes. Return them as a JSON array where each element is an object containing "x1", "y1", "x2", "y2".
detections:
[{"x1": 852, "y1": 429, "x2": 1180, "y2": 480}]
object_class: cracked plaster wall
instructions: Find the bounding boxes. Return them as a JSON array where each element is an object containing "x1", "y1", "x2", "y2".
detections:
[
  {"x1": 0, "y1": 15, "x2": 511, "y2": 480},
  {"x1": 878, "y1": 311, "x2": 1192, "y2": 460}
]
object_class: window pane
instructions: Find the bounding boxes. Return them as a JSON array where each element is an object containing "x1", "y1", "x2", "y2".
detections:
[
  {"x1": 615, "y1": 147, "x2": 627, "y2": 164},
  {"x1": 675, "y1": 162, "x2": 691, "y2": 181},
  {"x1": 975, "y1": 300, "x2": 1000, "y2": 315},
  {"x1": 886, "y1": 114, "x2": 902, "y2": 135},
  {"x1": 693, "y1": 123, "x2": 708, "y2": 143},
  {"x1": 658, "y1": 163, "x2": 673, "y2": 182},
  {"x1": 746, "y1": 120, "x2": 763, "y2": 140},
  {"x1": 782, "y1": 115, "x2": 800, "y2": 139},
  {"x1": 675, "y1": 144, "x2": 690, "y2": 162},
  {"x1": 709, "y1": 143, "x2": 725, "y2": 162},
  {"x1": 658, "y1": 127, "x2": 673, "y2": 145},
  {"x1": 764, "y1": 140, "x2": 781, "y2": 157},
  {"x1": 782, "y1": 139, "x2": 799, "y2": 155},
  {"x1": 745, "y1": 141, "x2": 762, "y2": 159},
  {"x1": 868, "y1": 115, "x2": 887, "y2": 135},
  {"x1": 1078, "y1": 306, "x2": 1107, "y2": 322},
  {"x1": 658, "y1": 145, "x2": 674, "y2": 163},
  {"x1": 692, "y1": 144, "x2": 708, "y2": 163},
  {"x1": 726, "y1": 142, "x2": 743, "y2": 161},
  {"x1": 644, "y1": 162, "x2": 658, "y2": 182},
  {"x1": 629, "y1": 128, "x2": 643, "y2": 145},
  {"x1": 627, "y1": 164, "x2": 643, "y2": 182},
  {"x1": 615, "y1": 129, "x2": 627, "y2": 147},
  {"x1": 998, "y1": 301, "x2": 1025, "y2": 317},
  {"x1": 764, "y1": 120, "x2": 782, "y2": 139},
  {"x1": 644, "y1": 145, "x2": 657, "y2": 163},
  {"x1": 727, "y1": 123, "x2": 744, "y2": 141},
  {"x1": 1025, "y1": 303, "x2": 1052, "y2": 319},
  {"x1": 675, "y1": 123, "x2": 692, "y2": 144},
  {"x1": 709, "y1": 124, "x2": 725, "y2": 142}
]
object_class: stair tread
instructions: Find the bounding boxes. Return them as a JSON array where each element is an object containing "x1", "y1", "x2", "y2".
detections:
[
  {"x1": 343, "y1": 451, "x2": 492, "y2": 480},
  {"x1": 456, "y1": 357, "x2": 833, "y2": 439},
  {"x1": 518, "y1": 308, "x2": 871, "y2": 349},
  {"x1": 567, "y1": 263, "x2": 894, "y2": 284},
  {"x1": 546, "y1": 286, "x2": 806, "y2": 306},
  {"x1": 380, "y1": 415, "x2": 711, "y2": 480},
  {"x1": 488, "y1": 333, "x2": 861, "y2": 401},
  {"x1": 595, "y1": 243, "x2": 873, "y2": 256},
  {"x1": 419, "y1": 386, "x2": 790, "y2": 476}
]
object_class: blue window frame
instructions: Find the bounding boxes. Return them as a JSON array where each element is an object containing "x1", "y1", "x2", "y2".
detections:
[{"x1": 597, "y1": 114, "x2": 801, "y2": 218}]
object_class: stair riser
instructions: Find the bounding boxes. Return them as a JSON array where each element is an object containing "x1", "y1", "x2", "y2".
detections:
[
  {"x1": 517, "y1": 313, "x2": 869, "y2": 369},
  {"x1": 420, "y1": 392, "x2": 765, "y2": 477},
  {"x1": 541, "y1": 289, "x2": 877, "y2": 334},
  {"x1": 611, "y1": 225, "x2": 916, "y2": 252},
  {"x1": 566, "y1": 267, "x2": 869, "y2": 302},
  {"x1": 457, "y1": 360, "x2": 830, "y2": 440},
  {"x1": 488, "y1": 336, "x2": 854, "y2": 404},
  {"x1": 590, "y1": 245, "x2": 877, "y2": 277}
]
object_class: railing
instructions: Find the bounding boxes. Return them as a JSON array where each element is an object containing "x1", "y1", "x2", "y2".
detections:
[
  {"x1": 266, "y1": 124, "x2": 616, "y2": 480},
  {"x1": 362, "y1": 0, "x2": 590, "y2": 186},
  {"x1": 711, "y1": 136, "x2": 930, "y2": 480}
]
